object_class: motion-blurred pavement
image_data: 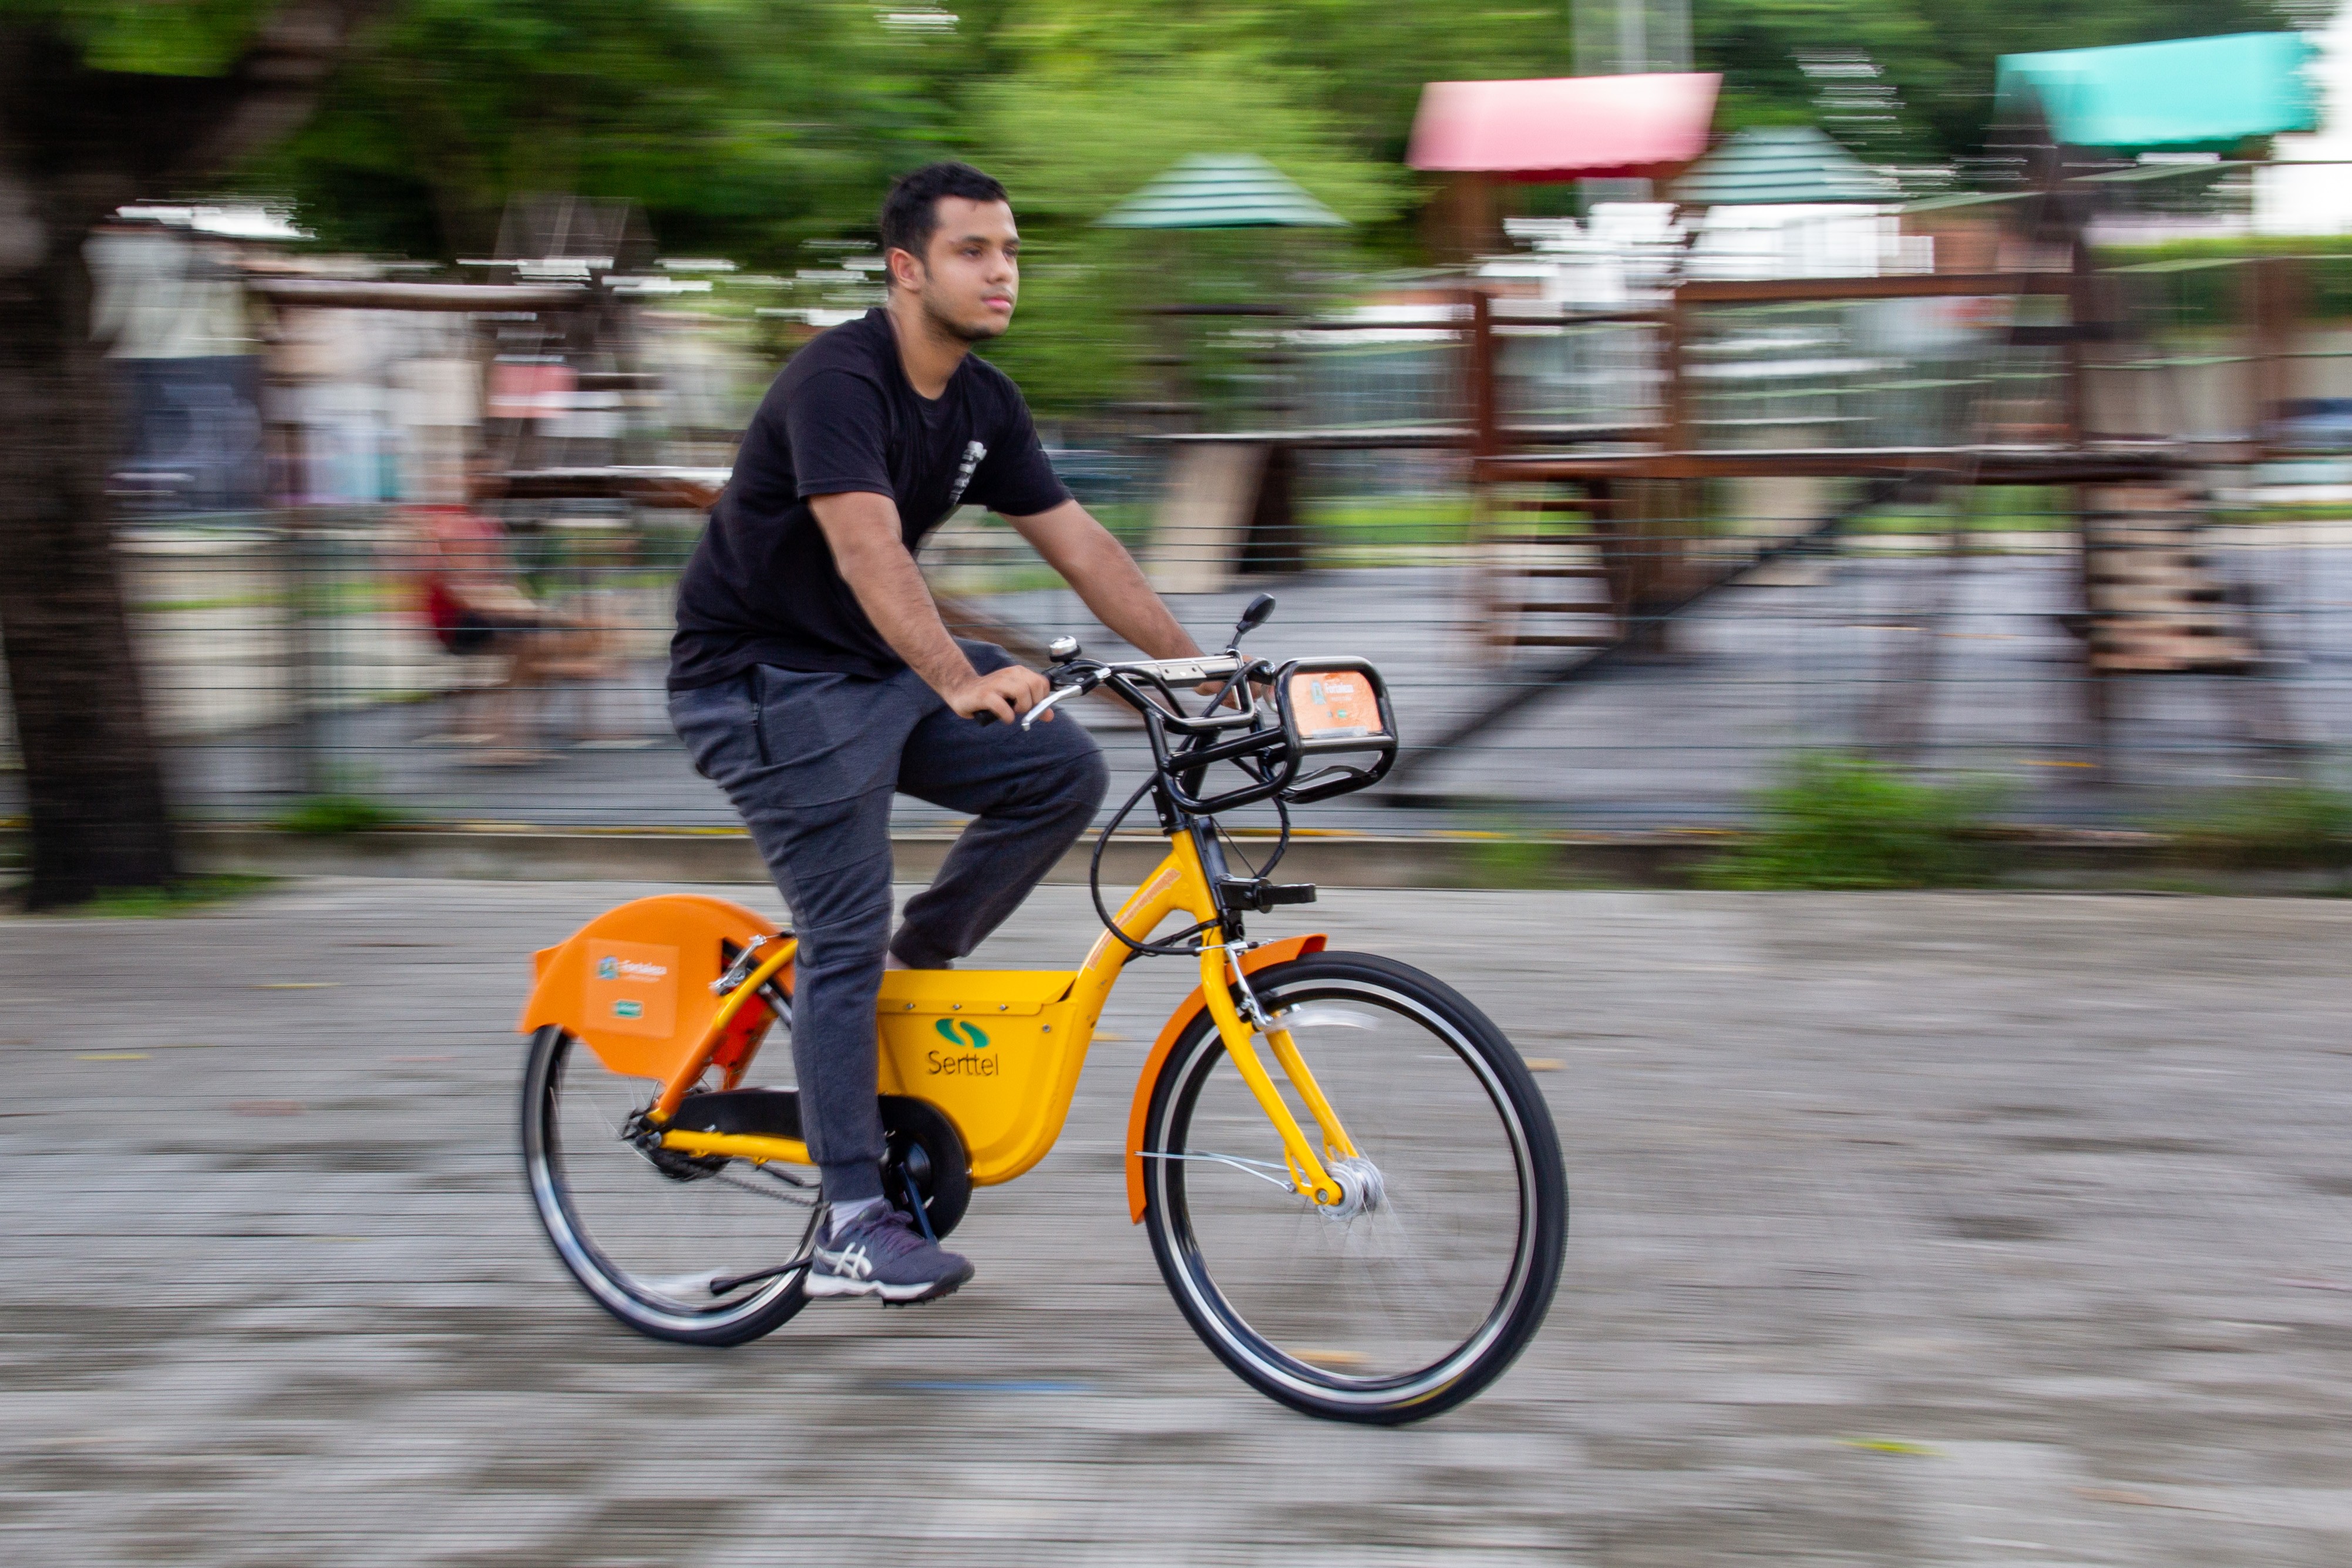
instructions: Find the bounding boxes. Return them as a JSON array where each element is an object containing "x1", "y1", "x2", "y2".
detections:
[{"x1": 4, "y1": 881, "x2": 2350, "y2": 1564}]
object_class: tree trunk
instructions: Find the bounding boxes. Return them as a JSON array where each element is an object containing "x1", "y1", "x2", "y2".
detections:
[
  {"x1": 0, "y1": 264, "x2": 180, "y2": 906},
  {"x1": 0, "y1": 109, "x2": 176, "y2": 909},
  {"x1": 0, "y1": 8, "x2": 376, "y2": 906}
]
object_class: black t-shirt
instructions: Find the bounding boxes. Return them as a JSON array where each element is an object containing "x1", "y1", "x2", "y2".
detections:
[{"x1": 668, "y1": 308, "x2": 1069, "y2": 688}]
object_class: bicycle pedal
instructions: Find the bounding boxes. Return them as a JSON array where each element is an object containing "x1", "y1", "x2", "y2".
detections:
[{"x1": 880, "y1": 1284, "x2": 965, "y2": 1308}]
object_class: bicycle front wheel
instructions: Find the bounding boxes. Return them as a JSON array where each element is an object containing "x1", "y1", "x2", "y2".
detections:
[
  {"x1": 1139, "y1": 952, "x2": 1566, "y2": 1423},
  {"x1": 522, "y1": 1025, "x2": 816, "y2": 1347}
]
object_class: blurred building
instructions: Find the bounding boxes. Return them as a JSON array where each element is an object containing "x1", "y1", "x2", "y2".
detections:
[
  {"x1": 2259, "y1": 1, "x2": 2352, "y2": 235},
  {"x1": 88, "y1": 208, "x2": 274, "y2": 514}
]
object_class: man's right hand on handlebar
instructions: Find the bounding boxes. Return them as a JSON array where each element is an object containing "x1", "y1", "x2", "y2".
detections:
[{"x1": 948, "y1": 664, "x2": 1052, "y2": 725}]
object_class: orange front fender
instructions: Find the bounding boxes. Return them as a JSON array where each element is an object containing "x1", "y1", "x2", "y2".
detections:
[{"x1": 1125, "y1": 934, "x2": 1328, "y2": 1222}]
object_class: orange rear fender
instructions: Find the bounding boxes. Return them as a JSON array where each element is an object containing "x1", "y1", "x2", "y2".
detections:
[
  {"x1": 518, "y1": 894, "x2": 789, "y2": 1084},
  {"x1": 1125, "y1": 934, "x2": 1327, "y2": 1222}
]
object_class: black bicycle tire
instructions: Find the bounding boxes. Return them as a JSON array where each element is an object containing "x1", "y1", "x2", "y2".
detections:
[
  {"x1": 521, "y1": 1025, "x2": 812, "y2": 1347},
  {"x1": 1139, "y1": 953, "x2": 1567, "y2": 1424}
]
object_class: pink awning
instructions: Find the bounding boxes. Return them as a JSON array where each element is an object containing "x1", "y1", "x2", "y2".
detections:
[{"x1": 1408, "y1": 73, "x2": 1721, "y2": 181}]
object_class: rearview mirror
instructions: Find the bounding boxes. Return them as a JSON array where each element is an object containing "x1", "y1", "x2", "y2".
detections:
[{"x1": 1230, "y1": 593, "x2": 1276, "y2": 647}]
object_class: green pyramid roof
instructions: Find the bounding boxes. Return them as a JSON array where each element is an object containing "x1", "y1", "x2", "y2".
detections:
[
  {"x1": 1096, "y1": 153, "x2": 1348, "y2": 230},
  {"x1": 1668, "y1": 126, "x2": 1898, "y2": 207}
]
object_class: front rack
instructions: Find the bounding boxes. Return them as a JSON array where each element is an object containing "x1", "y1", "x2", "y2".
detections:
[
  {"x1": 1041, "y1": 652, "x2": 1397, "y2": 817},
  {"x1": 1035, "y1": 598, "x2": 1399, "y2": 953}
]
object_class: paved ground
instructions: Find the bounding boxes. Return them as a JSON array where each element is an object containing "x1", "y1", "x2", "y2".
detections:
[{"x1": 5, "y1": 879, "x2": 2351, "y2": 1564}]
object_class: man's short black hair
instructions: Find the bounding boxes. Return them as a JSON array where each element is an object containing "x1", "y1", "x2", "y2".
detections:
[{"x1": 879, "y1": 161, "x2": 1011, "y2": 270}]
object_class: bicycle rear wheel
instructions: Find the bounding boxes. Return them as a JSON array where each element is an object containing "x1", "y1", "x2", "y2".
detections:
[
  {"x1": 1139, "y1": 953, "x2": 1566, "y2": 1423},
  {"x1": 522, "y1": 1025, "x2": 815, "y2": 1346}
]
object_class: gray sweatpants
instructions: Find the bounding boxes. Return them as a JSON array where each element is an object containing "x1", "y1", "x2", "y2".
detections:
[{"x1": 668, "y1": 643, "x2": 1109, "y2": 1205}]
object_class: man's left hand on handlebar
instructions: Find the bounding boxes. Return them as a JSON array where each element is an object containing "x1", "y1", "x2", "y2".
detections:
[
  {"x1": 1197, "y1": 674, "x2": 1273, "y2": 711},
  {"x1": 949, "y1": 663, "x2": 1052, "y2": 725}
]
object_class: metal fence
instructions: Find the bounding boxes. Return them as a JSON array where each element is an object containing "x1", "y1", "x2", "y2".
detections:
[
  {"x1": 5, "y1": 258, "x2": 2351, "y2": 843},
  {"x1": 0, "y1": 488, "x2": 2327, "y2": 843}
]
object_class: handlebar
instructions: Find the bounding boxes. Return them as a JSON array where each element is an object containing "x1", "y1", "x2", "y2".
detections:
[
  {"x1": 979, "y1": 654, "x2": 1247, "y2": 729},
  {"x1": 1053, "y1": 653, "x2": 1246, "y2": 690},
  {"x1": 1035, "y1": 648, "x2": 1397, "y2": 816}
]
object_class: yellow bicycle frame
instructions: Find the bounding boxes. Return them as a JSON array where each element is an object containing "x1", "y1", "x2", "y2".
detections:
[{"x1": 515, "y1": 831, "x2": 1355, "y2": 1212}]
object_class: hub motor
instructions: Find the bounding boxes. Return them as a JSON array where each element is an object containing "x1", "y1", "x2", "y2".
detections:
[{"x1": 1321, "y1": 1155, "x2": 1387, "y2": 1220}]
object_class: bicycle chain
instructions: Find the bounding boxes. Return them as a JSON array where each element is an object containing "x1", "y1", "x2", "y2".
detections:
[
  {"x1": 708, "y1": 1165, "x2": 817, "y2": 1207},
  {"x1": 621, "y1": 1108, "x2": 816, "y2": 1207}
]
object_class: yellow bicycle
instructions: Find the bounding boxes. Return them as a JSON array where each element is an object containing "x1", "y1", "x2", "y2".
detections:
[{"x1": 519, "y1": 596, "x2": 1567, "y2": 1422}]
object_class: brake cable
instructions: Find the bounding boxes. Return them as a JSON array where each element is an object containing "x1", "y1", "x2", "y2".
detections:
[
  {"x1": 1086, "y1": 654, "x2": 1300, "y2": 957},
  {"x1": 1089, "y1": 776, "x2": 1216, "y2": 958},
  {"x1": 1212, "y1": 793, "x2": 1290, "y2": 884}
]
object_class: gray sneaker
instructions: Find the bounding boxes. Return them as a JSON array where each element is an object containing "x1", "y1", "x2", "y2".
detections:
[{"x1": 804, "y1": 1205, "x2": 974, "y2": 1304}]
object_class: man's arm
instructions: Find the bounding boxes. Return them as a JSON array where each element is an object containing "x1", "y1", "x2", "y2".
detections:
[
  {"x1": 808, "y1": 491, "x2": 1047, "y2": 723},
  {"x1": 1003, "y1": 500, "x2": 1202, "y2": 662}
]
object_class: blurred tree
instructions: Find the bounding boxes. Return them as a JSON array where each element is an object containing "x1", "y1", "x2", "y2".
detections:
[
  {"x1": 0, "y1": 1, "x2": 385, "y2": 907},
  {"x1": 244, "y1": 0, "x2": 2319, "y2": 261},
  {"x1": 1697, "y1": 0, "x2": 2297, "y2": 170},
  {"x1": 969, "y1": 0, "x2": 1579, "y2": 170},
  {"x1": 244, "y1": 0, "x2": 1458, "y2": 415},
  {"x1": 0, "y1": 0, "x2": 2308, "y2": 909},
  {"x1": 235, "y1": 0, "x2": 2316, "y2": 418},
  {"x1": 965, "y1": 52, "x2": 1408, "y2": 413},
  {"x1": 959, "y1": 0, "x2": 1576, "y2": 412},
  {"x1": 254, "y1": 1, "x2": 948, "y2": 260}
]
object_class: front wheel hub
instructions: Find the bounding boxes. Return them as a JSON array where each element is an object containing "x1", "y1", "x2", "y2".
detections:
[{"x1": 1320, "y1": 1155, "x2": 1386, "y2": 1220}]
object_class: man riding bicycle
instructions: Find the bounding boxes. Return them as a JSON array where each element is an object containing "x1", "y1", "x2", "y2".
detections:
[{"x1": 666, "y1": 162, "x2": 1210, "y2": 1304}]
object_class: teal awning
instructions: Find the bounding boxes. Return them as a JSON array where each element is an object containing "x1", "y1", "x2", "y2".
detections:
[
  {"x1": 1995, "y1": 32, "x2": 2320, "y2": 152},
  {"x1": 1096, "y1": 153, "x2": 1348, "y2": 230},
  {"x1": 1668, "y1": 126, "x2": 1897, "y2": 206}
]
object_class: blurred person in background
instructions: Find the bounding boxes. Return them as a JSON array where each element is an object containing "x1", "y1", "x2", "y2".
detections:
[
  {"x1": 666, "y1": 162, "x2": 1207, "y2": 1303},
  {"x1": 412, "y1": 455, "x2": 608, "y2": 762}
]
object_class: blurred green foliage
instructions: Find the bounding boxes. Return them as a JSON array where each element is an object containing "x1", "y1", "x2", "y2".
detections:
[
  {"x1": 2156, "y1": 782, "x2": 2352, "y2": 870},
  {"x1": 1849, "y1": 485, "x2": 2096, "y2": 534},
  {"x1": 32, "y1": 0, "x2": 2313, "y2": 413},
  {"x1": 53, "y1": 0, "x2": 2311, "y2": 253},
  {"x1": 965, "y1": 39, "x2": 1414, "y2": 409},
  {"x1": 237, "y1": 1, "x2": 1576, "y2": 266},
  {"x1": 1697, "y1": 0, "x2": 2286, "y2": 169},
  {"x1": 1458, "y1": 832, "x2": 1597, "y2": 891},
  {"x1": 1702, "y1": 753, "x2": 2004, "y2": 889},
  {"x1": 274, "y1": 792, "x2": 409, "y2": 835},
  {"x1": 2101, "y1": 239, "x2": 2352, "y2": 327},
  {"x1": 69, "y1": 874, "x2": 278, "y2": 917},
  {"x1": 57, "y1": 0, "x2": 268, "y2": 74},
  {"x1": 238, "y1": 0, "x2": 935, "y2": 262}
]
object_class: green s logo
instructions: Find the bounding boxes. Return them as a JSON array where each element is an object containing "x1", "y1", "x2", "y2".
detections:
[{"x1": 933, "y1": 1018, "x2": 990, "y2": 1051}]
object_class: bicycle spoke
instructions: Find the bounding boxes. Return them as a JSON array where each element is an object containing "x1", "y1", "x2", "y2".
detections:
[
  {"x1": 526, "y1": 1028, "x2": 814, "y2": 1343},
  {"x1": 1149, "y1": 970, "x2": 1547, "y2": 1402},
  {"x1": 1136, "y1": 1149, "x2": 1297, "y2": 1190}
]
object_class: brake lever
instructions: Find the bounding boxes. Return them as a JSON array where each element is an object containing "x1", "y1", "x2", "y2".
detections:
[{"x1": 1018, "y1": 682, "x2": 1086, "y2": 731}]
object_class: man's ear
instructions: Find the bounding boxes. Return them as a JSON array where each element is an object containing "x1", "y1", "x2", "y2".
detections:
[{"x1": 886, "y1": 246, "x2": 923, "y2": 291}]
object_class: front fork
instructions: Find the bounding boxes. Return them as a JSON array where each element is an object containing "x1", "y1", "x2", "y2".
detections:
[{"x1": 1196, "y1": 938, "x2": 1360, "y2": 1207}]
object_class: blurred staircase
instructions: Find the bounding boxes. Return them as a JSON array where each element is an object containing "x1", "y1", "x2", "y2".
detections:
[
  {"x1": 1471, "y1": 484, "x2": 1623, "y2": 656},
  {"x1": 2079, "y1": 484, "x2": 2255, "y2": 675}
]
